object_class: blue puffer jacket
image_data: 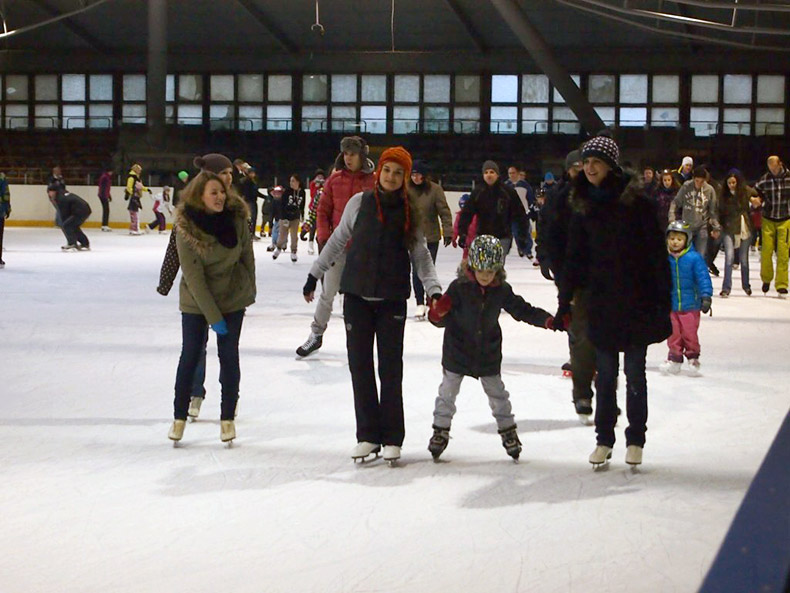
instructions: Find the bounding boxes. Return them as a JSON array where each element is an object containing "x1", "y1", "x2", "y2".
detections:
[{"x1": 668, "y1": 245, "x2": 713, "y2": 312}]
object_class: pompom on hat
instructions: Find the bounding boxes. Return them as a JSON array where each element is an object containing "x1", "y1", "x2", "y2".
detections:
[
  {"x1": 193, "y1": 153, "x2": 233, "y2": 175},
  {"x1": 581, "y1": 135, "x2": 620, "y2": 171}
]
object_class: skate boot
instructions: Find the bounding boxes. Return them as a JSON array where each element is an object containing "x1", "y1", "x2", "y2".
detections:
[
  {"x1": 414, "y1": 304, "x2": 427, "y2": 321},
  {"x1": 266, "y1": 244, "x2": 275, "y2": 252},
  {"x1": 498, "y1": 425, "x2": 522, "y2": 461},
  {"x1": 574, "y1": 398, "x2": 593, "y2": 425},
  {"x1": 625, "y1": 445, "x2": 643, "y2": 466},
  {"x1": 290, "y1": 252, "x2": 297, "y2": 262},
  {"x1": 220, "y1": 420, "x2": 236, "y2": 444},
  {"x1": 779, "y1": 288, "x2": 788, "y2": 299},
  {"x1": 351, "y1": 441, "x2": 381, "y2": 462},
  {"x1": 168, "y1": 419, "x2": 186, "y2": 442},
  {"x1": 296, "y1": 332, "x2": 323, "y2": 357},
  {"x1": 762, "y1": 282, "x2": 770, "y2": 294},
  {"x1": 101, "y1": 225, "x2": 112, "y2": 232},
  {"x1": 659, "y1": 360, "x2": 682, "y2": 375},
  {"x1": 272, "y1": 247, "x2": 281, "y2": 260},
  {"x1": 61, "y1": 244, "x2": 77, "y2": 251},
  {"x1": 561, "y1": 361, "x2": 572, "y2": 378},
  {"x1": 382, "y1": 445, "x2": 401, "y2": 466},
  {"x1": 428, "y1": 426, "x2": 450, "y2": 461},
  {"x1": 687, "y1": 359, "x2": 701, "y2": 377},
  {"x1": 187, "y1": 396, "x2": 203, "y2": 420},
  {"x1": 76, "y1": 244, "x2": 91, "y2": 251},
  {"x1": 589, "y1": 445, "x2": 613, "y2": 468},
  {"x1": 308, "y1": 241, "x2": 315, "y2": 255}
]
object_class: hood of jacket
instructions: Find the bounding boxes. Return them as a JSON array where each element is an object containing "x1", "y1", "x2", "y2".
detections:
[
  {"x1": 570, "y1": 169, "x2": 643, "y2": 215},
  {"x1": 175, "y1": 191, "x2": 249, "y2": 257}
]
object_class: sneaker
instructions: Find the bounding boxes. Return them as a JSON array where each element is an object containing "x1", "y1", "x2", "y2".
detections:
[
  {"x1": 220, "y1": 420, "x2": 236, "y2": 443},
  {"x1": 687, "y1": 359, "x2": 701, "y2": 377},
  {"x1": 382, "y1": 445, "x2": 401, "y2": 463},
  {"x1": 762, "y1": 282, "x2": 770, "y2": 294},
  {"x1": 745, "y1": 287, "x2": 752, "y2": 296},
  {"x1": 168, "y1": 419, "x2": 186, "y2": 442},
  {"x1": 187, "y1": 396, "x2": 203, "y2": 420},
  {"x1": 574, "y1": 398, "x2": 593, "y2": 425},
  {"x1": 290, "y1": 252, "x2": 297, "y2": 262},
  {"x1": 428, "y1": 425, "x2": 450, "y2": 460},
  {"x1": 61, "y1": 244, "x2": 77, "y2": 251},
  {"x1": 272, "y1": 247, "x2": 281, "y2": 259},
  {"x1": 589, "y1": 445, "x2": 613, "y2": 466},
  {"x1": 498, "y1": 425, "x2": 522, "y2": 460},
  {"x1": 625, "y1": 445, "x2": 643, "y2": 466},
  {"x1": 296, "y1": 332, "x2": 323, "y2": 357},
  {"x1": 719, "y1": 290, "x2": 729, "y2": 298},
  {"x1": 351, "y1": 441, "x2": 381, "y2": 461},
  {"x1": 308, "y1": 241, "x2": 315, "y2": 255},
  {"x1": 659, "y1": 360, "x2": 682, "y2": 375},
  {"x1": 779, "y1": 288, "x2": 788, "y2": 299}
]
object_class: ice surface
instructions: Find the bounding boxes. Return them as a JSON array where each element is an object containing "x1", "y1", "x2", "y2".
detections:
[{"x1": 0, "y1": 228, "x2": 787, "y2": 593}]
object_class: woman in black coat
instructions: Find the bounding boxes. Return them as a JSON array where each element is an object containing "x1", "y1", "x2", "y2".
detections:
[{"x1": 555, "y1": 135, "x2": 671, "y2": 468}]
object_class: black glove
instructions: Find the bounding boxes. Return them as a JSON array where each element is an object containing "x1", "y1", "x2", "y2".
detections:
[
  {"x1": 551, "y1": 303, "x2": 571, "y2": 331},
  {"x1": 303, "y1": 273, "x2": 318, "y2": 296},
  {"x1": 458, "y1": 235, "x2": 466, "y2": 249},
  {"x1": 443, "y1": 235, "x2": 452, "y2": 247},
  {"x1": 539, "y1": 259, "x2": 553, "y2": 281},
  {"x1": 701, "y1": 296, "x2": 711, "y2": 314}
]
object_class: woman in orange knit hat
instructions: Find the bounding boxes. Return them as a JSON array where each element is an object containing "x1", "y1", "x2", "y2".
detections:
[{"x1": 302, "y1": 146, "x2": 442, "y2": 466}]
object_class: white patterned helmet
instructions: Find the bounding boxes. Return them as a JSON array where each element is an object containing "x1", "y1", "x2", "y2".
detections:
[{"x1": 468, "y1": 235, "x2": 504, "y2": 271}]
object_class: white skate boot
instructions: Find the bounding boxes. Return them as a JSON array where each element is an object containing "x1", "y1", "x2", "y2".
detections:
[
  {"x1": 414, "y1": 304, "x2": 427, "y2": 321},
  {"x1": 351, "y1": 441, "x2": 381, "y2": 462},
  {"x1": 687, "y1": 359, "x2": 701, "y2": 377},
  {"x1": 187, "y1": 396, "x2": 203, "y2": 421},
  {"x1": 308, "y1": 241, "x2": 315, "y2": 255},
  {"x1": 168, "y1": 419, "x2": 186, "y2": 443},
  {"x1": 625, "y1": 445, "x2": 643, "y2": 466},
  {"x1": 659, "y1": 360, "x2": 682, "y2": 375},
  {"x1": 220, "y1": 420, "x2": 236, "y2": 444},
  {"x1": 290, "y1": 252, "x2": 297, "y2": 262},
  {"x1": 382, "y1": 445, "x2": 401, "y2": 466},
  {"x1": 589, "y1": 445, "x2": 613, "y2": 468},
  {"x1": 272, "y1": 247, "x2": 281, "y2": 260}
]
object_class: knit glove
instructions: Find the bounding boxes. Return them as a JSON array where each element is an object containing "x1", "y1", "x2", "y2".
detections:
[
  {"x1": 303, "y1": 273, "x2": 318, "y2": 296},
  {"x1": 428, "y1": 293, "x2": 452, "y2": 325},
  {"x1": 701, "y1": 297, "x2": 712, "y2": 314},
  {"x1": 211, "y1": 319, "x2": 228, "y2": 336}
]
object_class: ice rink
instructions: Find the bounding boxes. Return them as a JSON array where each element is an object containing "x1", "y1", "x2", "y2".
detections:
[{"x1": 1, "y1": 227, "x2": 787, "y2": 593}]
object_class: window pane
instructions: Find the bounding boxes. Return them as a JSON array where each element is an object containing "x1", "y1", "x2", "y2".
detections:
[
  {"x1": 424, "y1": 75, "x2": 450, "y2": 103},
  {"x1": 594, "y1": 106, "x2": 615, "y2": 126},
  {"x1": 5, "y1": 104, "x2": 29, "y2": 128},
  {"x1": 453, "y1": 106, "x2": 479, "y2": 134},
  {"x1": 5, "y1": 75, "x2": 28, "y2": 101},
  {"x1": 361, "y1": 105, "x2": 387, "y2": 134},
  {"x1": 361, "y1": 75, "x2": 387, "y2": 102},
  {"x1": 553, "y1": 75, "x2": 580, "y2": 103},
  {"x1": 238, "y1": 105, "x2": 263, "y2": 131},
  {"x1": 652, "y1": 107, "x2": 679, "y2": 127},
  {"x1": 302, "y1": 105, "x2": 327, "y2": 132},
  {"x1": 521, "y1": 75, "x2": 549, "y2": 104},
  {"x1": 723, "y1": 75, "x2": 751, "y2": 104},
  {"x1": 620, "y1": 75, "x2": 647, "y2": 103},
  {"x1": 166, "y1": 75, "x2": 175, "y2": 102},
  {"x1": 491, "y1": 75, "x2": 518, "y2": 103},
  {"x1": 238, "y1": 75, "x2": 264, "y2": 102},
  {"x1": 89, "y1": 75, "x2": 112, "y2": 101},
  {"x1": 690, "y1": 106, "x2": 719, "y2": 136},
  {"x1": 588, "y1": 75, "x2": 615, "y2": 103},
  {"x1": 122, "y1": 104, "x2": 146, "y2": 124},
  {"x1": 178, "y1": 75, "x2": 202, "y2": 101},
  {"x1": 723, "y1": 108, "x2": 751, "y2": 135},
  {"x1": 267, "y1": 75, "x2": 292, "y2": 102},
  {"x1": 88, "y1": 104, "x2": 113, "y2": 128},
  {"x1": 177, "y1": 104, "x2": 202, "y2": 125},
  {"x1": 303, "y1": 74, "x2": 327, "y2": 102},
  {"x1": 166, "y1": 105, "x2": 174, "y2": 124},
  {"x1": 35, "y1": 75, "x2": 58, "y2": 101},
  {"x1": 210, "y1": 75, "x2": 234, "y2": 101},
  {"x1": 755, "y1": 108, "x2": 784, "y2": 136},
  {"x1": 62, "y1": 74, "x2": 85, "y2": 101},
  {"x1": 490, "y1": 106, "x2": 518, "y2": 134},
  {"x1": 521, "y1": 107, "x2": 548, "y2": 134},
  {"x1": 394, "y1": 75, "x2": 419, "y2": 102},
  {"x1": 63, "y1": 104, "x2": 86, "y2": 128},
  {"x1": 619, "y1": 107, "x2": 647, "y2": 127},
  {"x1": 209, "y1": 104, "x2": 235, "y2": 130},
  {"x1": 691, "y1": 75, "x2": 718, "y2": 102},
  {"x1": 393, "y1": 106, "x2": 419, "y2": 134},
  {"x1": 423, "y1": 106, "x2": 449, "y2": 132},
  {"x1": 455, "y1": 75, "x2": 480, "y2": 103},
  {"x1": 266, "y1": 105, "x2": 292, "y2": 130},
  {"x1": 123, "y1": 75, "x2": 146, "y2": 101},
  {"x1": 331, "y1": 106, "x2": 356, "y2": 132},
  {"x1": 34, "y1": 104, "x2": 58, "y2": 128},
  {"x1": 652, "y1": 75, "x2": 679, "y2": 103},
  {"x1": 757, "y1": 75, "x2": 784, "y2": 103},
  {"x1": 551, "y1": 107, "x2": 580, "y2": 134},
  {"x1": 332, "y1": 74, "x2": 357, "y2": 102}
]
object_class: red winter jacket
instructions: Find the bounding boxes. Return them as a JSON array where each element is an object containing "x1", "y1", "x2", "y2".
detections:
[{"x1": 316, "y1": 155, "x2": 375, "y2": 245}]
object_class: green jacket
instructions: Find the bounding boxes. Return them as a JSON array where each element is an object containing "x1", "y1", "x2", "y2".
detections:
[
  {"x1": 408, "y1": 181, "x2": 453, "y2": 243},
  {"x1": 175, "y1": 194, "x2": 256, "y2": 324}
]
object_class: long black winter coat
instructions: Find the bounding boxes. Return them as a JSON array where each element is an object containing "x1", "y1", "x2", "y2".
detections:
[
  {"x1": 536, "y1": 175, "x2": 572, "y2": 284},
  {"x1": 437, "y1": 268, "x2": 551, "y2": 378},
  {"x1": 458, "y1": 180, "x2": 528, "y2": 242},
  {"x1": 558, "y1": 171, "x2": 672, "y2": 352}
]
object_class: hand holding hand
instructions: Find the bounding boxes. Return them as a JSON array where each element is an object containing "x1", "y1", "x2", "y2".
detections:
[
  {"x1": 551, "y1": 304, "x2": 571, "y2": 331},
  {"x1": 428, "y1": 293, "x2": 451, "y2": 324},
  {"x1": 443, "y1": 235, "x2": 453, "y2": 247}
]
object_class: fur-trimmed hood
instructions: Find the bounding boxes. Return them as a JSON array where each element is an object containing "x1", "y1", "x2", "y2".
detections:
[
  {"x1": 570, "y1": 169, "x2": 644, "y2": 215},
  {"x1": 175, "y1": 192, "x2": 249, "y2": 256}
]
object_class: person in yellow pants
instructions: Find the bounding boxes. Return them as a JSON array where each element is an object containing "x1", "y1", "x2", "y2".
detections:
[{"x1": 754, "y1": 156, "x2": 790, "y2": 297}]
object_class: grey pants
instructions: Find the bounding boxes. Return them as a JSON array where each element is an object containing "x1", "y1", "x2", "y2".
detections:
[
  {"x1": 433, "y1": 368, "x2": 514, "y2": 430},
  {"x1": 310, "y1": 252, "x2": 347, "y2": 336}
]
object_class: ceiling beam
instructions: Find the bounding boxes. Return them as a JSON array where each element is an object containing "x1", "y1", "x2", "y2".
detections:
[
  {"x1": 673, "y1": 1, "x2": 703, "y2": 54},
  {"x1": 233, "y1": 0, "x2": 299, "y2": 54},
  {"x1": 442, "y1": 0, "x2": 487, "y2": 52},
  {"x1": 29, "y1": 0, "x2": 109, "y2": 53}
]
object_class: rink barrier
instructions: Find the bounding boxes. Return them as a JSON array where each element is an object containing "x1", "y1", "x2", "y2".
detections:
[{"x1": 698, "y1": 410, "x2": 790, "y2": 593}]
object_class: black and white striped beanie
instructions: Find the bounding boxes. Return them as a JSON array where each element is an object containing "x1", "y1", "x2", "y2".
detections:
[{"x1": 581, "y1": 135, "x2": 619, "y2": 170}]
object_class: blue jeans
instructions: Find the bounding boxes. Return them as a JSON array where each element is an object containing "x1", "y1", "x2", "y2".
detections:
[
  {"x1": 174, "y1": 310, "x2": 245, "y2": 420},
  {"x1": 594, "y1": 345, "x2": 648, "y2": 448},
  {"x1": 511, "y1": 220, "x2": 532, "y2": 255},
  {"x1": 411, "y1": 241, "x2": 439, "y2": 305},
  {"x1": 692, "y1": 227, "x2": 708, "y2": 260},
  {"x1": 721, "y1": 233, "x2": 751, "y2": 293}
]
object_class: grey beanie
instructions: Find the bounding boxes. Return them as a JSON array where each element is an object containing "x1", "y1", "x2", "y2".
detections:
[
  {"x1": 193, "y1": 153, "x2": 233, "y2": 174},
  {"x1": 565, "y1": 150, "x2": 582, "y2": 170},
  {"x1": 482, "y1": 160, "x2": 500, "y2": 175}
]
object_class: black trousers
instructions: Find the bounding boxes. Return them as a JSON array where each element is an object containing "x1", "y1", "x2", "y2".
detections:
[
  {"x1": 594, "y1": 345, "x2": 648, "y2": 448},
  {"x1": 99, "y1": 198, "x2": 110, "y2": 226},
  {"x1": 62, "y1": 214, "x2": 89, "y2": 247},
  {"x1": 173, "y1": 310, "x2": 245, "y2": 420},
  {"x1": 344, "y1": 294, "x2": 407, "y2": 446},
  {"x1": 569, "y1": 290, "x2": 595, "y2": 403},
  {"x1": 246, "y1": 200, "x2": 258, "y2": 236}
]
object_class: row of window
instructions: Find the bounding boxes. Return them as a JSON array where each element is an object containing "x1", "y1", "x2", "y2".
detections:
[{"x1": 0, "y1": 72, "x2": 786, "y2": 136}]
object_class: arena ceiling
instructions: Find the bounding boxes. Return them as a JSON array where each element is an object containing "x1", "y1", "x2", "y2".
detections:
[{"x1": 1, "y1": 0, "x2": 788, "y2": 72}]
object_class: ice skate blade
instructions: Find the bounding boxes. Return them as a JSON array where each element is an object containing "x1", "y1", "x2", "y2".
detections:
[
  {"x1": 386, "y1": 459, "x2": 400, "y2": 467},
  {"x1": 590, "y1": 460, "x2": 610, "y2": 470},
  {"x1": 352, "y1": 452, "x2": 380, "y2": 464}
]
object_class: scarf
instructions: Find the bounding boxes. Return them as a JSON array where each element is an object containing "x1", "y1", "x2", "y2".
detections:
[{"x1": 185, "y1": 205, "x2": 238, "y2": 249}]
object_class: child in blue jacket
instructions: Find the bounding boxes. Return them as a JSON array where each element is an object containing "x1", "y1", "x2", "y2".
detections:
[{"x1": 662, "y1": 221, "x2": 713, "y2": 376}]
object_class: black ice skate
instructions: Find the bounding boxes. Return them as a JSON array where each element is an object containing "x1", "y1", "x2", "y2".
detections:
[
  {"x1": 498, "y1": 425, "x2": 522, "y2": 461},
  {"x1": 428, "y1": 425, "x2": 450, "y2": 461}
]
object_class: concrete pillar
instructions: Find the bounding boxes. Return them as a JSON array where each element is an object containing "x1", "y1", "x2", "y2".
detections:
[{"x1": 147, "y1": 0, "x2": 167, "y2": 148}]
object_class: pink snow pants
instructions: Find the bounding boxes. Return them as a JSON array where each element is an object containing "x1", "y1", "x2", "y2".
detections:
[{"x1": 668, "y1": 310, "x2": 701, "y2": 362}]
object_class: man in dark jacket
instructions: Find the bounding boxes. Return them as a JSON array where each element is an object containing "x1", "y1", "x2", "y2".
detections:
[{"x1": 49, "y1": 184, "x2": 92, "y2": 250}]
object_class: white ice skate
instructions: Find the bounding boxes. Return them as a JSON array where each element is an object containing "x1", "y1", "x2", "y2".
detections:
[
  {"x1": 382, "y1": 445, "x2": 401, "y2": 466},
  {"x1": 351, "y1": 441, "x2": 381, "y2": 463},
  {"x1": 168, "y1": 419, "x2": 186, "y2": 444},
  {"x1": 61, "y1": 244, "x2": 77, "y2": 251},
  {"x1": 308, "y1": 241, "x2": 315, "y2": 255},
  {"x1": 220, "y1": 420, "x2": 236, "y2": 445},
  {"x1": 414, "y1": 304, "x2": 427, "y2": 321},
  {"x1": 187, "y1": 396, "x2": 203, "y2": 421},
  {"x1": 687, "y1": 359, "x2": 701, "y2": 377},
  {"x1": 290, "y1": 252, "x2": 297, "y2": 262},
  {"x1": 272, "y1": 247, "x2": 281, "y2": 260},
  {"x1": 659, "y1": 360, "x2": 682, "y2": 375},
  {"x1": 625, "y1": 445, "x2": 643, "y2": 467},
  {"x1": 101, "y1": 226, "x2": 112, "y2": 232},
  {"x1": 589, "y1": 445, "x2": 612, "y2": 468}
]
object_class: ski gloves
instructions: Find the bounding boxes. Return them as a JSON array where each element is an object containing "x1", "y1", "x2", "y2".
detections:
[{"x1": 701, "y1": 296, "x2": 712, "y2": 314}]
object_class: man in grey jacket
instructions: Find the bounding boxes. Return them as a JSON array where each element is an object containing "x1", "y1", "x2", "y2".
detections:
[{"x1": 669, "y1": 166, "x2": 720, "y2": 256}]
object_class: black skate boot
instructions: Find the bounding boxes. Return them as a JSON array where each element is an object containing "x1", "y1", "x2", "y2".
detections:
[
  {"x1": 498, "y1": 425, "x2": 522, "y2": 461},
  {"x1": 428, "y1": 425, "x2": 450, "y2": 461},
  {"x1": 296, "y1": 332, "x2": 323, "y2": 357}
]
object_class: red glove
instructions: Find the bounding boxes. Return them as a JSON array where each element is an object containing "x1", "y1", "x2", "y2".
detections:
[{"x1": 428, "y1": 293, "x2": 452, "y2": 324}]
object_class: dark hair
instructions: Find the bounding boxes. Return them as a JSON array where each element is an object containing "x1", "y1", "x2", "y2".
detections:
[
  {"x1": 290, "y1": 173, "x2": 302, "y2": 186},
  {"x1": 692, "y1": 166, "x2": 707, "y2": 179},
  {"x1": 314, "y1": 169, "x2": 326, "y2": 178},
  {"x1": 660, "y1": 169, "x2": 680, "y2": 190}
]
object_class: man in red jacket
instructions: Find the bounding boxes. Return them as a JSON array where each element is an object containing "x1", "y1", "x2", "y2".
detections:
[{"x1": 297, "y1": 136, "x2": 375, "y2": 357}]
